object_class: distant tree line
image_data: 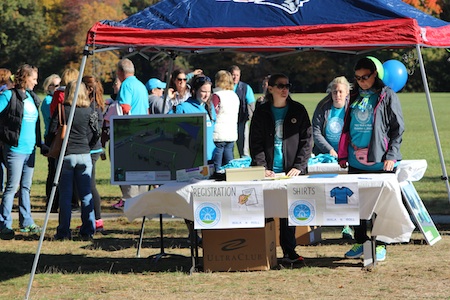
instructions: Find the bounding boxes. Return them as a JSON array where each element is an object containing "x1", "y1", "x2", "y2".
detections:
[{"x1": 1, "y1": 0, "x2": 449, "y2": 93}]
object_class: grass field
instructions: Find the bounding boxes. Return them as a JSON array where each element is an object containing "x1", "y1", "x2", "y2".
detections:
[{"x1": 1, "y1": 92, "x2": 450, "y2": 299}]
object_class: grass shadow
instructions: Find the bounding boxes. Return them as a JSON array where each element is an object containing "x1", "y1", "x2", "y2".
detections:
[
  {"x1": 85, "y1": 235, "x2": 192, "y2": 252},
  {"x1": 0, "y1": 251, "x2": 193, "y2": 282}
]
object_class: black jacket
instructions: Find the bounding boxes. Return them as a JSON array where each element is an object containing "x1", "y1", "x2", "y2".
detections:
[
  {"x1": 0, "y1": 88, "x2": 41, "y2": 147},
  {"x1": 249, "y1": 98, "x2": 312, "y2": 174}
]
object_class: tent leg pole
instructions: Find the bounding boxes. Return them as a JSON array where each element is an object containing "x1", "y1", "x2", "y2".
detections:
[
  {"x1": 416, "y1": 44, "x2": 450, "y2": 203},
  {"x1": 25, "y1": 46, "x2": 90, "y2": 300},
  {"x1": 161, "y1": 53, "x2": 176, "y2": 112}
]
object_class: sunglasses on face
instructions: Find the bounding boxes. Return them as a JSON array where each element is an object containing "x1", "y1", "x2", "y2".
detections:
[
  {"x1": 50, "y1": 84, "x2": 60, "y2": 87},
  {"x1": 273, "y1": 83, "x2": 292, "y2": 90},
  {"x1": 354, "y1": 71, "x2": 374, "y2": 81},
  {"x1": 176, "y1": 77, "x2": 187, "y2": 82}
]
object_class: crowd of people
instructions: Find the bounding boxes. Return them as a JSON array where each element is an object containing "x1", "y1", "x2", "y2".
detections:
[{"x1": 0, "y1": 57, "x2": 404, "y2": 263}]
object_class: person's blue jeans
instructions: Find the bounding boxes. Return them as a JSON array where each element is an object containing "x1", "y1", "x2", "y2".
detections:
[
  {"x1": 213, "y1": 141, "x2": 234, "y2": 172},
  {"x1": 0, "y1": 146, "x2": 36, "y2": 230},
  {"x1": 56, "y1": 154, "x2": 95, "y2": 238},
  {"x1": 0, "y1": 145, "x2": 5, "y2": 192}
]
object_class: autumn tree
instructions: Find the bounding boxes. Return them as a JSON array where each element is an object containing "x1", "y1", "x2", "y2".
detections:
[
  {"x1": 0, "y1": 1, "x2": 48, "y2": 70},
  {"x1": 402, "y1": 0, "x2": 442, "y2": 15}
]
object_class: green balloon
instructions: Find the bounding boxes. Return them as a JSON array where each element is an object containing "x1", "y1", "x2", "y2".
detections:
[{"x1": 366, "y1": 56, "x2": 384, "y2": 80}]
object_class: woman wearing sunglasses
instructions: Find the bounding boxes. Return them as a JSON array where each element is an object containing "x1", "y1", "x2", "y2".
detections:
[
  {"x1": 249, "y1": 73, "x2": 312, "y2": 264},
  {"x1": 338, "y1": 57, "x2": 404, "y2": 262},
  {"x1": 167, "y1": 68, "x2": 203, "y2": 110},
  {"x1": 174, "y1": 75, "x2": 216, "y2": 162},
  {"x1": 173, "y1": 74, "x2": 216, "y2": 245}
]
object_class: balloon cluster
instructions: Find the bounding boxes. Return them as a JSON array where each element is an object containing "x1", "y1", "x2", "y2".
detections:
[{"x1": 366, "y1": 56, "x2": 408, "y2": 92}]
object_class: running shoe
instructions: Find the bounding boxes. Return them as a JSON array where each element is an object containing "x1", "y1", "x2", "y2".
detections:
[
  {"x1": 345, "y1": 243, "x2": 363, "y2": 258},
  {"x1": 112, "y1": 199, "x2": 125, "y2": 209},
  {"x1": 281, "y1": 254, "x2": 305, "y2": 264},
  {"x1": 20, "y1": 224, "x2": 42, "y2": 234},
  {"x1": 376, "y1": 245, "x2": 387, "y2": 261},
  {"x1": 341, "y1": 225, "x2": 354, "y2": 240}
]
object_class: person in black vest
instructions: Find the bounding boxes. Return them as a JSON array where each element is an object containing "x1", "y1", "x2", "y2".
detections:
[
  {"x1": 0, "y1": 64, "x2": 42, "y2": 239},
  {"x1": 0, "y1": 68, "x2": 15, "y2": 195},
  {"x1": 229, "y1": 65, "x2": 256, "y2": 157}
]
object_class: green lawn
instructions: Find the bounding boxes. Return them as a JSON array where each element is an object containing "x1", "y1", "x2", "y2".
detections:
[{"x1": 29, "y1": 92, "x2": 450, "y2": 214}]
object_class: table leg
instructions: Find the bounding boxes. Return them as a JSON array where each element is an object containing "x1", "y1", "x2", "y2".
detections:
[{"x1": 136, "y1": 216, "x2": 146, "y2": 258}]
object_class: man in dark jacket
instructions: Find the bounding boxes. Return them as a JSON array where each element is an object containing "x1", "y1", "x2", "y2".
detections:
[{"x1": 230, "y1": 65, "x2": 255, "y2": 157}]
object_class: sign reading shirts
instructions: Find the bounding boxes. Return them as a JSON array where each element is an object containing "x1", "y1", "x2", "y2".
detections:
[
  {"x1": 193, "y1": 183, "x2": 264, "y2": 229},
  {"x1": 287, "y1": 182, "x2": 360, "y2": 226}
]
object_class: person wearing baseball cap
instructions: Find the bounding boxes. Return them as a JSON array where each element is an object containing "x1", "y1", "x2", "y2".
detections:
[
  {"x1": 146, "y1": 78, "x2": 170, "y2": 114},
  {"x1": 146, "y1": 78, "x2": 166, "y2": 92}
]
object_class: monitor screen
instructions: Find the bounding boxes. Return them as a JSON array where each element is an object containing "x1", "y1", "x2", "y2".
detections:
[{"x1": 110, "y1": 114, "x2": 207, "y2": 185}]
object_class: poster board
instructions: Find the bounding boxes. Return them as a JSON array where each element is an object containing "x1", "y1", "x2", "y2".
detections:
[
  {"x1": 110, "y1": 114, "x2": 207, "y2": 185},
  {"x1": 287, "y1": 181, "x2": 360, "y2": 226},
  {"x1": 400, "y1": 181, "x2": 441, "y2": 245},
  {"x1": 193, "y1": 183, "x2": 265, "y2": 229}
]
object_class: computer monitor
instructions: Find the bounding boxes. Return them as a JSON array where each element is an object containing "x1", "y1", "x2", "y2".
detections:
[{"x1": 110, "y1": 113, "x2": 207, "y2": 185}]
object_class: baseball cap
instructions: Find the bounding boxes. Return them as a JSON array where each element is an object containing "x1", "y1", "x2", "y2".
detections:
[{"x1": 146, "y1": 78, "x2": 166, "y2": 91}]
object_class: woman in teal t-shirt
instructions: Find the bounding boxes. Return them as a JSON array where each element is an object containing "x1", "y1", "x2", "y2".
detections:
[
  {"x1": 174, "y1": 75, "x2": 216, "y2": 161},
  {"x1": 0, "y1": 65, "x2": 42, "y2": 239}
]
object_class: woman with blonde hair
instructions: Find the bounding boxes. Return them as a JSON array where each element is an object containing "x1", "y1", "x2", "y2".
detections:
[
  {"x1": 312, "y1": 76, "x2": 352, "y2": 239},
  {"x1": 41, "y1": 74, "x2": 61, "y2": 212},
  {"x1": 48, "y1": 68, "x2": 80, "y2": 210},
  {"x1": 312, "y1": 76, "x2": 351, "y2": 157},
  {"x1": 50, "y1": 68, "x2": 79, "y2": 116},
  {"x1": 211, "y1": 70, "x2": 239, "y2": 173},
  {"x1": 54, "y1": 81, "x2": 95, "y2": 240}
]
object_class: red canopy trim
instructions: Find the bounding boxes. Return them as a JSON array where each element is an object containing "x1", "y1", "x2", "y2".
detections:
[
  {"x1": 421, "y1": 25, "x2": 450, "y2": 47},
  {"x1": 87, "y1": 18, "x2": 423, "y2": 52}
]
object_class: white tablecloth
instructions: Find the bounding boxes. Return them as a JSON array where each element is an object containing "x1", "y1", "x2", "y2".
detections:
[
  {"x1": 124, "y1": 173, "x2": 415, "y2": 243},
  {"x1": 308, "y1": 159, "x2": 427, "y2": 183}
]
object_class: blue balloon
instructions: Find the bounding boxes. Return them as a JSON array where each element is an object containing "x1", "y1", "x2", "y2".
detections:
[{"x1": 382, "y1": 60, "x2": 408, "y2": 92}]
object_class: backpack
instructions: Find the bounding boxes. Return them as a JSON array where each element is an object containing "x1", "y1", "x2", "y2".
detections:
[
  {"x1": 89, "y1": 107, "x2": 101, "y2": 148},
  {"x1": 0, "y1": 89, "x2": 23, "y2": 146},
  {"x1": 235, "y1": 82, "x2": 249, "y2": 122}
]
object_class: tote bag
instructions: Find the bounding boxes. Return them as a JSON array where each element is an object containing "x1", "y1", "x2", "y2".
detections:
[{"x1": 47, "y1": 104, "x2": 66, "y2": 159}]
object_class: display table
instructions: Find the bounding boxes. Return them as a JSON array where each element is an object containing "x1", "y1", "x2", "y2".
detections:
[{"x1": 124, "y1": 173, "x2": 415, "y2": 244}]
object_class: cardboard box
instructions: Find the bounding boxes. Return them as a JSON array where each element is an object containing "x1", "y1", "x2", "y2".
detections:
[
  {"x1": 202, "y1": 219, "x2": 277, "y2": 271},
  {"x1": 274, "y1": 218, "x2": 322, "y2": 246},
  {"x1": 176, "y1": 164, "x2": 214, "y2": 182},
  {"x1": 225, "y1": 166, "x2": 265, "y2": 182}
]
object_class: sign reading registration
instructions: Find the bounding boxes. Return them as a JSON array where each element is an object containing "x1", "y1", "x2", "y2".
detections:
[
  {"x1": 287, "y1": 182, "x2": 360, "y2": 226},
  {"x1": 193, "y1": 183, "x2": 264, "y2": 229}
]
